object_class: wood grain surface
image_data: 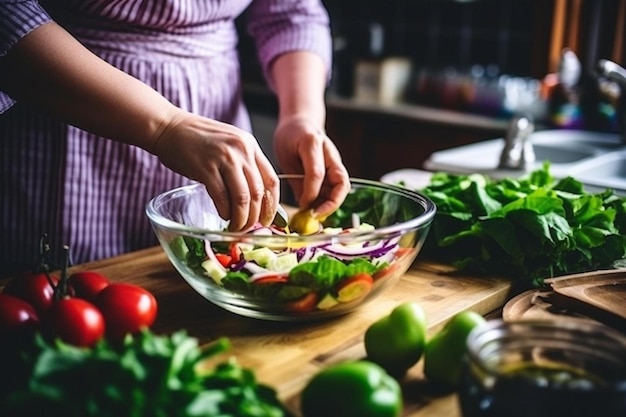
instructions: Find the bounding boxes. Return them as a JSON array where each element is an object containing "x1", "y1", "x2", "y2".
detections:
[{"x1": 3, "y1": 246, "x2": 515, "y2": 417}]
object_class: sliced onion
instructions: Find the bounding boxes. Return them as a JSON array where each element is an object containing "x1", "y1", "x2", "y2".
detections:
[
  {"x1": 250, "y1": 226, "x2": 273, "y2": 236},
  {"x1": 203, "y1": 241, "x2": 220, "y2": 264},
  {"x1": 269, "y1": 226, "x2": 290, "y2": 235},
  {"x1": 321, "y1": 239, "x2": 386, "y2": 257},
  {"x1": 249, "y1": 271, "x2": 289, "y2": 282},
  {"x1": 297, "y1": 246, "x2": 319, "y2": 263},
  {"x1": 373, "y1": 249, "x2": 397, "y2": 266},
  {"x1": 241, "y1": 261, "x2": 268, "y2": 274},
  {"x1": 230, "y1": 258, "x2": 247, "y2": 272},
  {"x1": 351, "y1": 213, "x2": 361, "y2": 229}
]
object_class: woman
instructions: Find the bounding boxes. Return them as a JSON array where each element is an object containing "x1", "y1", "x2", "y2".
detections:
[{"x1": 0, "y1": 0, "x2": 350, "y2": 276}]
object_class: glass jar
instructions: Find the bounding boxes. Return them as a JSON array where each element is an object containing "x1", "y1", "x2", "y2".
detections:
[{"x1": 458, "y1": 319, "x2": 626, "y2": 417}]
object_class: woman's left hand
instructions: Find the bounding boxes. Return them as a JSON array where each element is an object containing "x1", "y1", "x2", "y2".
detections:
[{"x1": 273, "y1": 114, "x2": 350, "y2": 218}]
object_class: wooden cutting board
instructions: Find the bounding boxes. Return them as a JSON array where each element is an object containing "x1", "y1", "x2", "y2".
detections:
[
  {"x1": 545, "y1": 269, "x2": 626, "y2": 331},
  {"x1": 2, "y1": 246, "x2": 514, "y2": 417},
  {"x1": 503, "y1": 269, "x2": 626, "y2": 334}
]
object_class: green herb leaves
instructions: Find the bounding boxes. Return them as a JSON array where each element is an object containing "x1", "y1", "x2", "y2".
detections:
[
  {"x1": 0, "y1": 331, "x2": 292, "y2": 417},
  {"x1": 418, "y1": 163, "x2": 626, "y2": 288}
]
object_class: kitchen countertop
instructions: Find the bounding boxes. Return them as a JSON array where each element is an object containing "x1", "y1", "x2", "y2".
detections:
[{"x1": 52, "y1": 245, "x2": 514, "y2": 416}]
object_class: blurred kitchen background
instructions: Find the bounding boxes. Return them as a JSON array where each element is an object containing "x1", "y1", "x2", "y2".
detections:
[{"x1": 237, "y1": 0, "x2": 626, "y2": 179}]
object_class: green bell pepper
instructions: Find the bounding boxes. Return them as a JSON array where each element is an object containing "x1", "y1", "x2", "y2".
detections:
[
  {"x1": 300, "y1": 360, "x2": 402, "y2": 417},
  {"x1": 364, "y1": 301, "x2": 427, "y2": 377},
  {"x1": 423, "y1": 309, "x2": 486, "y2": 390}
]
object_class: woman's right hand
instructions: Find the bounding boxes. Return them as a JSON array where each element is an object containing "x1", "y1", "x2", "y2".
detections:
[{"x1": 153, "y1": 109, "x2": 280, "y2": 232}]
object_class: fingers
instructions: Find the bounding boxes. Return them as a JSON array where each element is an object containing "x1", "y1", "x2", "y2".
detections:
[
  {"x1": 313, "y1": 141, "x2": 350, "y2": 217},
  {"x1": 296, "y1": 132, "x2": 350, "y2": 217},
  {"x1": 293, "y1": 131, "x2": 325, "y2": 209},
  {"x1": 218, "y1": 147, "x2": 278, "y2": 232},
  {"x1": 257, "y1": 153, "x2": 280, "y2": 227},
  {"x1": 156, "y1": 113, "x2": 279, "y2": 231},
  {"x1": 155, "y1": 111, "x2": 347, "y2": 231}
]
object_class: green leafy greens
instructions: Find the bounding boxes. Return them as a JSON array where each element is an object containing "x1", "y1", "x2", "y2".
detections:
[
  {"x1": 415, "y1": 163, "x2": 626, "y2": 288},
  {"x1": 0, "y1": 330, "x2": 293, "y2": 417}
]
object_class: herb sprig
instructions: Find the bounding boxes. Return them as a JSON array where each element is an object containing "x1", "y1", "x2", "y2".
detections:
[{"x1": 0, "y1": 330, "x2": 293, "y2": 417}]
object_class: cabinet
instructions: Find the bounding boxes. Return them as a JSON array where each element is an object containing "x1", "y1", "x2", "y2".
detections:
[{"x1": 324, "y1": 97, "x2": 507, "y2": 180}]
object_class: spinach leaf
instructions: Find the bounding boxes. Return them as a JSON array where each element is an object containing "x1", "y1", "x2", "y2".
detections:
[{"x1": 415, "y1": 163, "x2": 626, "y2": 288}]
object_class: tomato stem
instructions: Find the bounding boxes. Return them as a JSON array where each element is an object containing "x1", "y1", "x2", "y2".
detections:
[
  {"x1": 53, "y1": 245, "x2": 71, "y2": 300},
  {"x1": 35, "y1": 233, "x2": 59, "y2": 290}
]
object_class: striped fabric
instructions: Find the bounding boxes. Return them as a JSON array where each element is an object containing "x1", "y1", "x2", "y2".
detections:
[{"x1": 0, "y1": 0, "x2": 332, "y2": 277}]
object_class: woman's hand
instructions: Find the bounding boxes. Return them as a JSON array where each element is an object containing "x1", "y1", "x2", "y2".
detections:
[
  {"x1": 0, "y1": 22, "x2": 280, "y2": 232},
  {"x1": 268, "y1": 50, "x2": 350, "y2": 218},
  {"x1": 153, "y1": 109, "x2": 280, "y2": 232},
  {"x1": 273, "y1": 114, "x2": 350, "y2": 218}
]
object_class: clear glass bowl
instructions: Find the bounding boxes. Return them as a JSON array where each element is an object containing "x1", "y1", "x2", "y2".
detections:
[
  {"x1": 459, "y1": 319, "x2": 626, "y2": 417},
  {"x1": 146, "y1": 175, "x2": 436, "y2": 321}
]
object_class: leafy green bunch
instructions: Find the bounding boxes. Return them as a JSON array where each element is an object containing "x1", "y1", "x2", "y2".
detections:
[
  {"x1": 418, "y1": 163, "x2": 626, "y2": 288},
  {"x1": 0, "y1": 330, "x2": 292, "y2": 417}
]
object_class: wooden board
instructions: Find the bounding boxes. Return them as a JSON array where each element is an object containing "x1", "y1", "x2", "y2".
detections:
[
  {"x1": 502, "y1": 288, "x2": 603, "y2": 325},
  {"x1": 545, "y1": 269, "x2": 626, "y2": 332},
  {"x1": 503, "y1": 269, "x2": 626, "y2": 334},
  {"x1": 3, "y1": 246, "x2": 514, "y2": 417}
]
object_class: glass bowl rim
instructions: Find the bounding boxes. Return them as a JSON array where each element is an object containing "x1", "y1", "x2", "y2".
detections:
[{"x1": 145, "y1": 174, "x2": 437, "y2": 243}]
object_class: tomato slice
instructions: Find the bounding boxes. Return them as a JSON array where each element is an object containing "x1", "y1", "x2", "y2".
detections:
[
  {"x1": 394, "y1": 247, "x2": 415, "y2": 259},
  {"x1": 373, "y1": 247, "x2": 416, "y2": 281},
  {"x1": 254, "y1": 275, "x2": 289, "y2": 284},
  {"x1": 215, "y1": 253, "x2": 233, "y2": 268},
  {"x1": 336, "y1": 273, "x2": 374, "y2": 303},
  {"x1": 284, "y1": 291, "x2": 318, "y2": 313},
  {"x1": 229, "y1": 243, "x2": 242, "y2": 264}
]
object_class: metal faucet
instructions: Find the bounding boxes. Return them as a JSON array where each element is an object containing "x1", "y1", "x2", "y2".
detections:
[
  {"x1": 498, "y1": 113, "x2": 536, "y2": 170},
  {"x1": 596, "y1": 59, "x2": 626, "y2": 143}
]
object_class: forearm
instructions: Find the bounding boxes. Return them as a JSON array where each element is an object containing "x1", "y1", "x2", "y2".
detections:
[
  {"x1": 270, "y1": 51, "x2": 328, "y2": 130},
  {"x1": 0, "y1": 21, "x2": 177, "y2": 153}
]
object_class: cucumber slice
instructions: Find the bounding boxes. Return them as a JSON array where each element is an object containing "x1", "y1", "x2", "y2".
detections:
[
  {"x1": 266, "y1": 252, "x2": 298, "y2": 272},
  {"x1": 242, "y1": 247, "x2": 277, "y2": 266},
  {"x1": 316, "y1": 293, "x2": 339, "y2": 310},
  {"x1": 201, "y1": 258, "x2": 227, "y2": 284}
]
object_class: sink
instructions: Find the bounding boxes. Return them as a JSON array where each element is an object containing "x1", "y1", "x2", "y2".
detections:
[
  {"x1": 570, "y1": 150, "x2": 626, "y2": 191},
  {"x1": 423, "y1": 129, "x2": 625, "y2": 193},
  {"x1": 531, "y1": 144, "x2": 595, "y2": 164}
]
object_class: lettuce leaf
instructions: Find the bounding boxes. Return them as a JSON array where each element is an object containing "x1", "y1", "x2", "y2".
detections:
[{"x1": 418, "y1": 162, "x2": 626, "y2": 288}]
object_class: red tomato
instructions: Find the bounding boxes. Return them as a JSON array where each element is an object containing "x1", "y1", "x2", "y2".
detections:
[
  {"x1": 43, "y1": 298, "x2": 105, "y2": 347},
  {"x1": 96, "y1": 283, "x2": 158, "y2": 341},
  {"x1": 284, "y1": 291, "x2": 318, "y2": 313},
  {"x1": 254, "y1": 275, "x2": 289, "y2": 284},
  {"x1": 68, "y1": 271, "x2": 110, "y2": 302},
  {"x1": 373, "y1": 248, "x2": 416, "y2": 280},
  {"x1": 336, "y1": 273, "x2": 374, "y2": 303},
  {"x1": 229, "y1": 243, "x2": 242, "y2": 264},
  {"x1": 0, "y1": 293, "x2": 40, "y2": 338},
  {"x1": 3, "y1": 271, "x2": 59, "y2": 313},
  {"x1": 215, "y1": 253, "x2": 233, "y2": 268}
]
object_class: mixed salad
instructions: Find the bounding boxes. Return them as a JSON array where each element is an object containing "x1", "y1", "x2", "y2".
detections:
[{"x1": 169, "y1": 219, "x2": 414, "y2": 313}]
